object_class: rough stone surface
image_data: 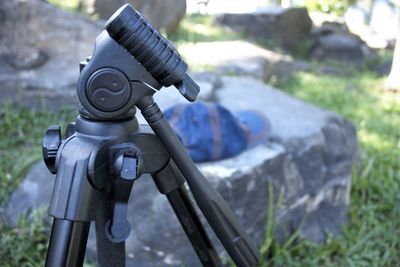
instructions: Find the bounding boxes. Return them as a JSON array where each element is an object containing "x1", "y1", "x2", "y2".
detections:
[
  {"x1": 309, "y1": 33, "x2": 365, "y2": 63},
  {"x1": 3, "y1": 161, "x2": 55, "y2": 225},
  {"x1": 179, "y1": 41, "x2": 350, "y2": 81},
  {"x1": 0, "y1": 0, "x2": 102, "y2": 110},
  {"x1": 3, "y1": 76, "x2": 359, "y2": 266},
  {"x1": 0, "y1": 0, "x2": 195, "y2": 112},
  {"x1": 309, "y1": 21, "x2": 375, "y2": 64},
  {"x1": 215, "y1": 7, "x2": 313, "y2": 49},
  {"x1": 215, "y1": 9, "x2": 374, "y2": 65},
  {"x1": 83, "y1": 0, "x2": 186, "y2": 34},
  {"x1": 215, "y1": 77, "x2": 358, "y2": 242},
  {"x1": 179, "y1": 41, "x2": 309, "y2": 83}
]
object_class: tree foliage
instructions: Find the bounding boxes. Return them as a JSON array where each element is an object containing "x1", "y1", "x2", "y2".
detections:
[{"x1": 304, "y1": 0, "x2": 358, "y2": 16}]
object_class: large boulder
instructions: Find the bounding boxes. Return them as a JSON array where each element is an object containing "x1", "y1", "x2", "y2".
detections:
[
  {"x1": 0, "y1": 0, "x2": 102, "y2": 110},
  {"x1": 215, "y1": 7, "x2": 313, "y2": 50},
  {"x1": 309, "y1": 21, "x2": 375, "y2": 64},
  {"x1": 0, "y1": 0, "x2": 186, "y2": 112},
  {"x1": 310, "y1": 33, "x2": 364, "y2": 63},
  {"x1": 4, "y1": 75, "x2": 359, "y2": 266},
  {"x1": 83, "y1": 0, "x2": 186, "y2": 34}
]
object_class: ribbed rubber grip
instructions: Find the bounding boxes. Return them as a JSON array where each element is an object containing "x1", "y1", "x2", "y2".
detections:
[{"x1": 105, "y1": 4, "x2": 187, "y2": 87}]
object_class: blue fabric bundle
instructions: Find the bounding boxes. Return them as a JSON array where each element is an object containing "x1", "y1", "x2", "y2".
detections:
[{"x1": 165, "y1": 102, "x2": 270, "y2": 162}]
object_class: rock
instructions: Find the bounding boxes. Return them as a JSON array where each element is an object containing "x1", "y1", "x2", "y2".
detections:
[
  {"x1": 215, "y1": 7, "x2": 313, "y2": 49},
  {"x1": 309, "y1": 21, "x2": 375, "y2": 64},
  {"x1": 84, "y1": 0, "x2": 186, "y2": 34},
  {"x1": 309, "y1": 33, "x2": 365, "y2": 63},
  {"x1": 316, "y1": 65, "x2": 351, "y2": 77},
  {"x1": 4, "y1": 76, "x2": 359, "y2": 265},
  {"x1": 179, "y1": 41, "x2": 309, "y2": 83},
  {"x1": 312, "y1": 21, "x2": 350, "y2": 36},
  {"x1": 0, "y1": 0, "x2": 102, "y2": 111},
  {"x1": 0, "y1": 0, "x2": 185, "y2": 112},
  {"x1": 215, "y1": 76, "x2": 359, "y2": 243},
  {"x1": 373, "y1": 59, "x2": 392, "y2": 76},
  {"x1": 2, "y1": 161, "x2": 55, "y2": 226},
  {"x1": 180, "y1": 41, "x2": 349, "y2": 79}
]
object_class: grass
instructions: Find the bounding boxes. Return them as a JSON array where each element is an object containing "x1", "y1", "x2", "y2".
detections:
[
  {"x1": 0, "y1": 104, "x2": 75, "y2": 266},
  {"x1": 263, "y1": 70, "x2": 400, "y2": 266},
  {"x1": 47, "y1": 0, "x2": 81, "y2": 12},
  {"x1": 169, "y1": 13, "x2": 240, "y2": 44}
]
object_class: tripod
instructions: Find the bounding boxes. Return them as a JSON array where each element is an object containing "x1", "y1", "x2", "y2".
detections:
[{"x1": 42, "y1": 4, "x2": 259, "y2": 267}]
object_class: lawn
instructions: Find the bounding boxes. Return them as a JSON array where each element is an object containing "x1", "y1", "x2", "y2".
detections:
[
  {"x1": 264, "y1": 70, "x2": 400, "y2": 266},
  {"x1": 0, "y1": 105, "x2": 74, "y2": 266},
  {"x1": 0, "y1": 11, "x2": 399, "y2": 267}
]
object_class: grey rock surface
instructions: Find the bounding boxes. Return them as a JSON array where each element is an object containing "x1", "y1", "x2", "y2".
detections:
[
  {"x1": 0, "y1": 0, "x2": 102, "y2": 111},
  {"x1": 216, "y1": 76, "x2": 359, "y2": 241},
  {"x1": 83, "y1": 0, "x2": 186, "y2": 34},
  {"x1": 180, "y1": 41, "x2": 351, "y2": 80},
  {"x1": 4, "y1": 76, "x2": 359, "y2": 265},
  {"x1": 215, "y1": 7, "x2": 313, "y2": 49},
  {"x1": 3, "y1": 161, "x2": 55, "y2": 225},
  {"x1": 309, "y1": 21, "x2": 375, "y2": 64},
  {"x1": 309, "y1": 33, "x2": 365, "y2": 63},
  {"x1": 179, "y1": 41, "x2": 309, "y2": 83},
  {"x1": 0, "y1": 0, "x2": 193, "y2": 112}
]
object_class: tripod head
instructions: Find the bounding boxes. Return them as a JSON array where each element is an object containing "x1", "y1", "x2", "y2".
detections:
[
  {"x1": 75, "y1": 4, "x2": 259, "y2": 266},
  {"x1": 78, "y1": 4, "x2": 199, "y2": 120}
]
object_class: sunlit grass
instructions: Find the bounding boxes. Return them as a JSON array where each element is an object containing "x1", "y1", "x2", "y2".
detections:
[
  {"x1": 270, "y1": 70, "x2": 400, "y2": 266},
  {"x1": 48, "y1": 0, "x2": 81, "y2": 11},
  {"x1": 358, "y1": 129, "x2": 392, "y2": 152},
  {"x1": 169, "y1": 13, "x2": 240, "y2": 44}
]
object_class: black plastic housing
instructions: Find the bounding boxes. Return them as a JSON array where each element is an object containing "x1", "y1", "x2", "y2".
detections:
[
  {"x1": 105, "y1": 4, "x2": 186, "y2": 87},
  {"x1": 105, "y1": 4, "x2": 199, "y2": 102}
]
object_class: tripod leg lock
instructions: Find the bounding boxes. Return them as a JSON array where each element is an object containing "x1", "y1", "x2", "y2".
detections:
[
  {"x1": 106, "y1": 149, "x2": 138, "y2": 243},
  {"x1": 153, "y1": 160, "x2": 185, "y2": 195}
]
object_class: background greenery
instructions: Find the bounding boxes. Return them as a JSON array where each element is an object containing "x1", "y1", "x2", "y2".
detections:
[
  {"x1": 0, "y1": 5, "x2": 399, "y2": 267},
  {"x1": 304, "y1": 0, "x2": 358, "y2": 16}
]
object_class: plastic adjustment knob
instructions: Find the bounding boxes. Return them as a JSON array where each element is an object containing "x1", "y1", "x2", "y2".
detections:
[
  {"x1": 86, "y1": 68, "x2": 131, "y2": 112},
  {"x1": 42, "y1": 125, "x2": 62, "y2": 174}
]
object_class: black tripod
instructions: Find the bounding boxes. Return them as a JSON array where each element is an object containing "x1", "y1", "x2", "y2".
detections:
[{"x1": 42, "y1": 4, "x2": 259, "y2": 267}]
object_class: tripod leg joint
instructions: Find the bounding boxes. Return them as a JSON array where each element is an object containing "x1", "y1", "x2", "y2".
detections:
[{"x1": 153, "y1": 160, "x2": 185, "y2": 194}]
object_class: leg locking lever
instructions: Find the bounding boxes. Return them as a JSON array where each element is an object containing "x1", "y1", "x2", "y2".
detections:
[{"x1": 105, "y1": 149, "x2": 138, "y2": 243}]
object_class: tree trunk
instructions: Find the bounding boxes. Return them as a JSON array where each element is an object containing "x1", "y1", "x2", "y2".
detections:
[
  {"x1": 366, "y1": 0, "x2": 376, "y2": 25},
  {"x1": 385, "y1": 9, "x2": 400, "y2": 91}
]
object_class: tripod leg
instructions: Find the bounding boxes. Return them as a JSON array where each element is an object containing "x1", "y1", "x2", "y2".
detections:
[
  {"x1": 141, "y1": 102, "x2": 259, "y2": 266},
  {"x1": 45, "y1": 219, "x2": 90, "y2": 267},
  {"x1": 154, "y1": 161, "x2": 223, "y2": 267},
  {"x1": 96, "y1": 196, "x2": 126, "y2": 267}
]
